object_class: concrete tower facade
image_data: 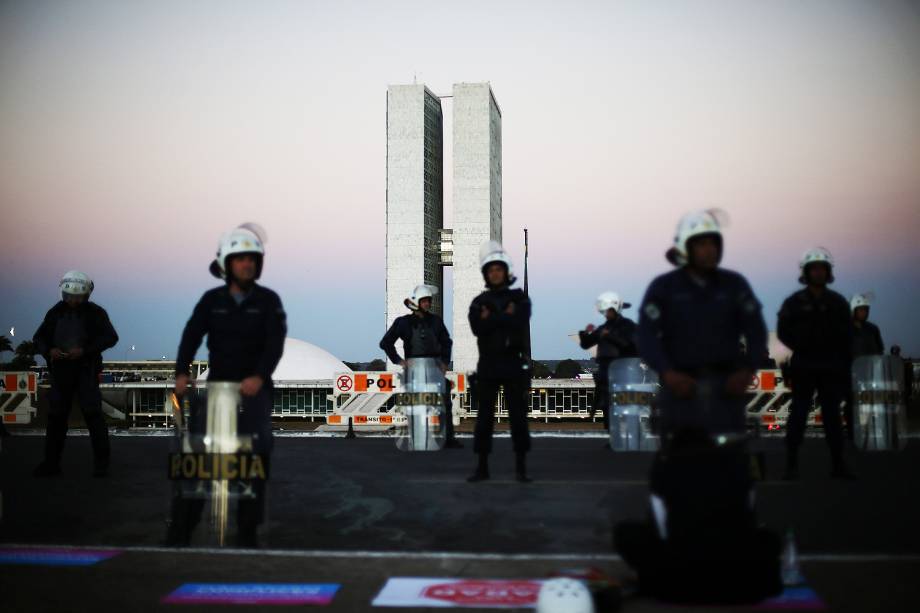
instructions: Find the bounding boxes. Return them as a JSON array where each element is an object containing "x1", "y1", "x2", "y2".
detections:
[
  {"x1": 451, "y1": 83, "x2": 503, "y2": 374},
  {"x1": 385, "y1": 85, "x2": 444, "y2": 367}
]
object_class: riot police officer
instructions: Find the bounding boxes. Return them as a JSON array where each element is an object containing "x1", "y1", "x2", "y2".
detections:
[
  {"x1": 380, "y1": 283, "x2": 461, "y2": 448},
  {"x1": 619, "y1": 210, "x2": 778, "y2": 602},
  {"x1": 846, "y1": 292, "x2": 884, "y2": 442},
  {"x1": 579, "y1": 291, "x2": 638, "y2": 433},
  {"x1": 850, "y1": 293, "x2": 883, "y2": 358},
  {"x1": 778, "y1": 247, "x2": 853, "y2": 479},
  {"x1": 636, "y1": 210, "x2": 768, "y2": 438},
  {"x1": 169, "y1": 223, "x2": 286, "y2": 546},
  {"x1": 33, "y1": 271, "x2": 118, "y2": 477},
  {"x1": 467, "y1": 241, "x2": 533, "y2": 483}
]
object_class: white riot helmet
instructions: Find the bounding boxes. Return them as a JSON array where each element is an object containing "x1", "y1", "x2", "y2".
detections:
[
  {"x1": 60, "y1": 271, "x2": 94, "y2": 296},
  {"x1": 596, "y1": 291, "x2": 631, "y2": 315},
  {"x1": 798, "y1": 246, "x2": 835, "y2": 284},
  {"x1": 850, "y1": 291, "x2": 875, "y2": 312},
  {"x1": 665, "y1": 209, "x2": 726, "y2": 266},
  {"x1": 209, "y1": 223, "x2": 267, "y2": 280},
  {"x1": 479, "y1": 240, "x2": 516, "y2": 284},
  {"x1": 536, "y1": 578, "x2": 595, "y2": 613},
  {"x1": 405, "y1": 284, "x2": 439, "y2": 311}
]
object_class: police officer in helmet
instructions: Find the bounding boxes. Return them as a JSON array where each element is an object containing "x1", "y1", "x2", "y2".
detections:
[
  {"x1": 467, "y1": 241, "x2": 533, "y2": 483},
  {"x1": 617, "y1": 210, "x2": 780, "y2": 603},
  {"x1": 33, "y1": 271, "x2": 118, "y2": 477},
  {"x1": 379, "y1": 283, "x2": 461, "y2": 448},
  {"x1": 636, "y1": 210, "x2": 768, "y2": 438},
  {"x1": 579, "y1": 291, "x2": 638, "y2": 437},
  {"x1": 169, "y1": 223, "x2": 286, "y2": 547},
  {"x1": 778, "y1": 247, "x2": 854, "y2": 480}
]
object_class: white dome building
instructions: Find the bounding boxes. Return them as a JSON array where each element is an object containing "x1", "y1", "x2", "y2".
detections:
[{"x1": 197, "y1": 337, "x2": 350, "y2": 383}]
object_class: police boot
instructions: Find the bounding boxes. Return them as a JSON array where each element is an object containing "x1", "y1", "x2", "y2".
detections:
[
  {"x1": 467, "y1": 453, "x2": 490, "y2": 482},
  {"x1": 515, "y1": 452, "x2": 532, "y2": 483}
]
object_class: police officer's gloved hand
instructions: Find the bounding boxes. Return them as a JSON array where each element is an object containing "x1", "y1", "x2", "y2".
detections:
[
  {"x1": 662, "y1": 370, "x2": 696, "y2": 398},
  {"x1": 240, "y1": 375, "x2": 264, "y2": 397},
  {"x1": 175, "y1": 374, "x2": 190, "y2": 397},
  {"x1": 724, "y1": 369, "x2": 753, "y2": 397}
]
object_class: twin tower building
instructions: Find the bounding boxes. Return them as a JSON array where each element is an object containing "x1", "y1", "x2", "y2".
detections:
[{"x1": 386, "y1": 82, "x2": 502, "y2": 374}]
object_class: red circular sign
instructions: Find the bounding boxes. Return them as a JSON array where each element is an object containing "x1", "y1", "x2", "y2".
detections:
[{"x1": 336, "y1": 375, "x2": 353, "y2": 392}]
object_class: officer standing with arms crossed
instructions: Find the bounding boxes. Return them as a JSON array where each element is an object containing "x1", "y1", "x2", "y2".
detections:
[
  {"x1": 169, "y1": 223, "x2": 286, "y2": 547},
  {"x1": 467, "y1": 241, "x2": 533, "y2": 483},
  {"x1": 380, "y1": 283, "x2": 462, "y2": 448}
]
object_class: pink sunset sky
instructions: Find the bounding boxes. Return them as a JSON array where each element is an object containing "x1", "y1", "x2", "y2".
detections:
[{"x1": 1, "y1": 0, "x2": 918, "y2": 361}]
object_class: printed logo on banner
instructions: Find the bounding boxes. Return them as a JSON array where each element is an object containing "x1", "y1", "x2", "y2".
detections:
[
  {"x1": 0, "y1": 548, "x2": 120, "y2": 566},
  {"x1": 423, "y1": 580, "x2": 541, "y2": 606},
  {"x1": 162, "y1": 583, "x2": 340, "y2": 605},
  {"x1": 372, "y1": 577, "x2": 545, "y2": 608}
]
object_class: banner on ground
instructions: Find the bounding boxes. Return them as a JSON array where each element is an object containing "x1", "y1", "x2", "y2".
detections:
[{"x1": 372, "y1": 577, "x2": 545, "y2": 608}]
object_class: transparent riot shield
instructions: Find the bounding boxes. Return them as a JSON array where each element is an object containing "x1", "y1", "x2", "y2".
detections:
[
  {"x1": 395, "y1": 358, "x2": 446, "y2": 451},
  {"x1": 166, "y1": 382, "x2": 266, "y2": 546},
  {"x1": 852, "y1": 355, "x2": 907, "y2": 451},
  {"x1": 608, "y1": 358, "x2": 660, "y2": 451}
]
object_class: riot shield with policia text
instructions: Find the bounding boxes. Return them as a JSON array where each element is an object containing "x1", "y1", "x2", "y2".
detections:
[
  {"x1": 852, "y1": 355, "x2": 908, "y2": 451},
  {"x1": 395, "y1": 357, "x2": 446, "y2": 451},
  {"x1": 165, "y1": 382, "x2": 268, "y2": 546},
  {"x1": 608, "y1": 357, "x2": 660, "y2": 451}
]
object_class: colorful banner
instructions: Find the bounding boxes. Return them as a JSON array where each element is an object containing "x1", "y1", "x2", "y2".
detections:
[
  {"x1": 0, "y1": 548, "x2": 120, "y2": 566},
  {"x1": 756, "y1": 586, "x2": 826, "y2": 610},
  {"x1": 163, "y1": 583, "x2": 340, "y2": 606}
]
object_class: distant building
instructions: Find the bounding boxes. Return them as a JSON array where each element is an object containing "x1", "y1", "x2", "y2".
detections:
[
  {"x1": 451, "y1": 83, "x2": 502, "y2": 373},
  {"x1": 385, "y1": 82, "x2": 502, "y2": 373},
  {"x1": 385, "y1": 84, "x2": 445, "y2": 366}
]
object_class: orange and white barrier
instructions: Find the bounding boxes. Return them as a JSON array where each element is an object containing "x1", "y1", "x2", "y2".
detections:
[{"x1": 0, "y1": 372, "x2": 39, "y2": 425}]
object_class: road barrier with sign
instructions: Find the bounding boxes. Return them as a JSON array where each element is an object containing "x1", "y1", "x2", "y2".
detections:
[{"x1": 0, "y1": 372, "x2": 39, "y2": 425}]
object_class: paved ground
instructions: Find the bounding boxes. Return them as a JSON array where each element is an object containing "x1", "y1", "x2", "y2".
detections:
[{"x1": 1, "y1": 433, "x2": 919, "y2": 611}]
